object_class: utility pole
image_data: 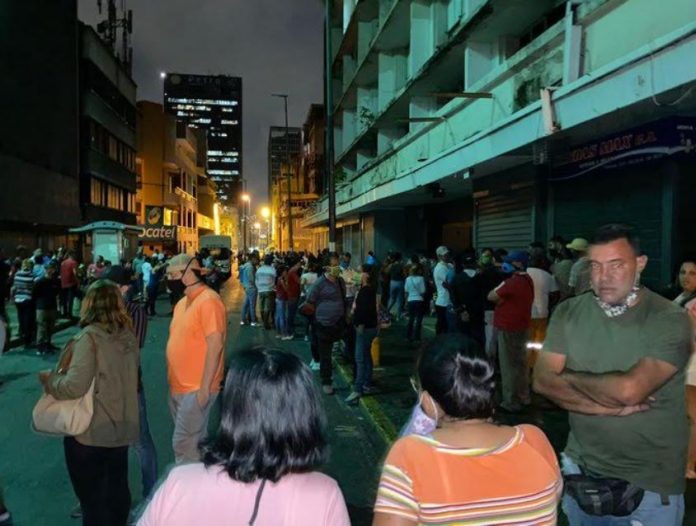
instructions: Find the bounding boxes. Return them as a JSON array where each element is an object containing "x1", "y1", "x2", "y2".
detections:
[
  {"x1": 272, "y1": 94, "x2": 293, "y2": 252},
  {"x1": 325, "y1": 0, "x2": 336, "y2": 252}
]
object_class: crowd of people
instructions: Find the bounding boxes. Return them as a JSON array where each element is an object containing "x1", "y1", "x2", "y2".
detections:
[{"x1": 1, "y1": 221, "x2": 696, "y2": 525}]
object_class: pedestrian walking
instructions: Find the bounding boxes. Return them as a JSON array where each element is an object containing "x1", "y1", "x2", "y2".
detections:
[
  {"x1": 534, "y1": 224, "x2": 691, "y2": 525},
  {"x1": 137, "y1": 347, "x2": 350, "y2": 526},
  {"x1": 255, "y1": 255, "x2": 277, "y2": 330},
  {"x1": 12, "y1": 258, "x2": 36, "y2": 348},
  {"x1": 374, "y1": 334, "x2": 561, "y2": 526},
  {"x1": 34, "y1": 261, "x2": 61, "y2": 355},
  {"x1": 165, "y1": 254, "x2": 226, "y2": 463},
  {"x1": 487, "y1": 250, "x2": 534, "y2": 413},
  {"x1": 345, "y1": 268, "x2": 379, "y2": 405},
  {"x1": 38, "y1": 280, "x2": 140, "y2": 526},
  {"x1": 306, "y1": 265, "x2": 347, "y2": 395},
  {"x1": 404, "y1": 264, "x2": 426, "y2": 343},
  {"x1": 433, "y1": 246, "x2": 452, "y2": 335}
]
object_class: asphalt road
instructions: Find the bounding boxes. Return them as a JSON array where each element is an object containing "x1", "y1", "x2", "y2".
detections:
[{"x1": 0, "y1": 279, "x2": 385, "y2": 526}]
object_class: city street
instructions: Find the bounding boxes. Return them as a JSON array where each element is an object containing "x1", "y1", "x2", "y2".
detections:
[{"x1": 0, "y1": 278, "x2": 384, "y2": 526}]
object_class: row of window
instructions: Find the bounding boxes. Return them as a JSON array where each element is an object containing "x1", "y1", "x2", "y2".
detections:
[
  {"x1": 88, "y1": 119, "x2": 136, "y2": 172},
  {"x1": 84, "y1": 61, "x2": 136, "y2": 128},
  {"x1": 90, "y1": 178, "x2": 136, "y2": 213}
]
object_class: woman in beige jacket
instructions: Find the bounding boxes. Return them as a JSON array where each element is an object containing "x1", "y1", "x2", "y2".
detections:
[{"x1": 39, "y1": 279, "x2": 140, "y2": 526}]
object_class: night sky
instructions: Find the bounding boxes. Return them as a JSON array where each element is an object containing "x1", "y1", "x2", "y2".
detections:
[{"x1": 78, "y1": 0, "x2": 324, "y2": 208}]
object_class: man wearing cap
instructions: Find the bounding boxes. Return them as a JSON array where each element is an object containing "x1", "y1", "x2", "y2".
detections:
[
  {"x1": 487, "y1": 250, "x2": 534, "y2": 412},
  {"x1": 433, "y1": 246, "x2": 452, "y2": 334},
  {"x1": 567, "y1": 237, "x2": 591, "y2": 296},
  {"x1": 165, "y1": 254, "x2": 227, "y2": 462}
]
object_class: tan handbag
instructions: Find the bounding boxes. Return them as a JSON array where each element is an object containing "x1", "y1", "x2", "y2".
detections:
[{"x1": 32, "y1": 338, "x2": 96, "y2": 437}]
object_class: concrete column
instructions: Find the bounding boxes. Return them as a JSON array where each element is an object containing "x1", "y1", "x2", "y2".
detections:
[
  {"x1": 343, "y1": 108, "x2": 356, "y2": 151},
  {"x1": 409, "y1": 0, "x2": 433, "y2": 77},
  {"x1": 358, "y1": 19, "x2": 378, "y2": 63},
  {"x1": 356, "y1": 86, "x2": 377, "y2": 135},
  {"x1": 464, "y1": 40, "x2": 497, "y2": 89},
  {"x1": 378, "y1": 52, "x2": 408, "y2": 112}
]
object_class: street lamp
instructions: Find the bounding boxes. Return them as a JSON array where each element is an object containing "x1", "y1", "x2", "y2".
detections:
[
  {"x1": 271, "y1": 93, "x2": 293, "y2": 252},
  {"x1": 241, "y1": 193, "x2": 251, "y2": 252},
  {"x1": 260, "y1": 206, "x2": 271, "y2": 250}
]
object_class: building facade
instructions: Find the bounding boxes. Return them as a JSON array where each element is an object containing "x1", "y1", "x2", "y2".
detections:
[
  {"x1": 304, "y1": 0, "x2": 696, "y2": 288},
  {"x1": 267, "y1": 126, "x2": 303, "y2": 202},
  {"x1": 136, "y1": 101, "x2": 213, "y2": 255},
  {"x1": 164, "y1": 73, "x2": 243, "y2": 204}
]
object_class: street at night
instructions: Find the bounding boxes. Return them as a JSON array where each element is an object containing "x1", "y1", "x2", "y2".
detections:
[{"x1": 3, "y1": 0, "x2": 696, "y2": 525}]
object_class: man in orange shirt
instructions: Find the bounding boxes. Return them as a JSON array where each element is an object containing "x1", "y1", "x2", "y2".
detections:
[{"x1": 165, "y1": 254, "x2": 227, "y2": 462}]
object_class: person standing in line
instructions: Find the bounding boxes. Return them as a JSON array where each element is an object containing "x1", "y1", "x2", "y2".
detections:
[
  {"x1": 433, "y1": 246, "x2": 452, "y2": 335},
  {"x1": 345, "y1": 268, "x2": 379, "y2": 405},
  {"x1": 567, "y1": 238, "x2": 592, "y2": 296},
  {"x1": 286, "y1": 259, "x2": 302, "y2": 339},
  {"x1": 12, "y1": 258, "x2": 36, "y2": 349},
  {"x1": 306, "y1": 265, "x2": 346, "y2": 395},
  {"x1": 34, "y1": 261, "x2": 61, "y2": 355},
  {"x1": 551, "y1": 245, "x2": 574, "y2": 302},
  {"x1": 526, "y1": 254, "x2": 559, "y2": 357},
  {"x1": 31, "y1": 249, "x2": 46, "y2": 281},
  {"x1": 255, "y1": 255, "x2": 277, "y2": 330},
  {"x1": 386, "y1": 253, "x2": 406, "y2": 320},
  {"x1": 39, "y1": 280, "x2": 140, "y2": 526},
  {"x1": 534, "y1": 225, "x2": 691, "y2": 525},
  {"x1": 451, "y1": 255, "x2": 486, "y2": 347},
  {"x1": 487, "y1": 250, "x2": 534, "y2": 413},
  {"x1": 404, "y1": 264, "x2": 426, "y2": 343},
  {"x1": 59, "y1": 250, "x2": 79, "y2": 319},
  {"x1": 165, "y1": 254, "x2": 227, "y2": 463},
  {"x1": 478, "y1": 248, "x2": 504, "y2": 360},
  {"x1": 301, "y1": 261, "x2": 320, "y2": 347},
  {"x1": 673, "y1": 258, "x2": 696, "y2": 478},
  {"x1": 239, "y1": 252, "x2": 259, "y2": 327},
  {"x1": 275, "y1": 265, "x2": 289, "y2": 340}
]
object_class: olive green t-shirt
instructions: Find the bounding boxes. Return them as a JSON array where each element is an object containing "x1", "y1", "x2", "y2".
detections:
[{"x1": 544, "y1": 289, "x2": 691, "y2": 495}]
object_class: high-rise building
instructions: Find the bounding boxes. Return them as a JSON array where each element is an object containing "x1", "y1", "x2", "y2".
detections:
[
  {"x1": 164, "y1": 73, "x2": 242, "y2": 203},
  {"x1": 267, "y1": 126, "x2": 302, "y2": 201}
]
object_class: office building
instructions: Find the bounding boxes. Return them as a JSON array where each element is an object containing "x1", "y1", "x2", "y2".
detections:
[
  {"x1": 164, "y1": 73, "x2": 243, "y2": 204},
  {"x1": 267, "y1": 126, "x2": 302, "y2": 202}
]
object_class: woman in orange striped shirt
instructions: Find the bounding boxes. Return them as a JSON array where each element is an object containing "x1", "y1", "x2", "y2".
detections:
[{"x1": 373, "y1": 334, "x2": 562, "y2": 526}]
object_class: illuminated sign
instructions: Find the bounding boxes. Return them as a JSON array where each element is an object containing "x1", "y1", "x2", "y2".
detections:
[
  {"x1": 145, "y1": 206, "x2": 163, "y2": 227},
  {"x1": 139, "y1": 226, "x2": 177, "y2": 242}
]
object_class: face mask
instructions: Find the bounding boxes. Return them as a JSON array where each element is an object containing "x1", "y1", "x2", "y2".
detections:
[
  {"x1": 399, "y1": 394, "x2": 438, "y2": 438},
  {"x1": 501, "y1": 262, "x2": 515, "y2": 274},
  {"x1": 167, "y1": 258, "x2": 201, "y2": 295},
  {"x1": 328, "y1": 266, "x2": 342, "y2": 278},
  {"x1": 480, "y1": 255, "x2": 493, "y2": 266},
  {"x1": 594, "y1": 285, "x2": 641, "y2": 317},
  {"x1": 340, "y1": 261, "x2": 349, "y2": 270}
]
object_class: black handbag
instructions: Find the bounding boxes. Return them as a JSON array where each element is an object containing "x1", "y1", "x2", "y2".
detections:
[{"x1": 564, "y1": 472, "x2": 645, "y2": 517}]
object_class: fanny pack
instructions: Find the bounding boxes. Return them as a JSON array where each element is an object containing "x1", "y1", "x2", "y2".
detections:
[{"x1": 565, "y1": 471, "x2": 644, "y2": 517}]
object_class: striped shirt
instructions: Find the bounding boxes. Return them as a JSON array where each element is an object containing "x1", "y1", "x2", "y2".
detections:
[
  {"x1": 126, "y1": 300, "x2": 148, "y2": 348},
  {"x1": 12, "y1": 270, "x2": 35, "y2": 303},
  {"x1": 375, "y1": 424, "x2": 562, "y2": 525}
]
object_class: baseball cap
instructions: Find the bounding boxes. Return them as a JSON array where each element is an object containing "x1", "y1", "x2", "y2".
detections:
[
  {"x1": 566, "y1": 238, "x2": 589, "y2": 252},
  {"x1": 435, "y1": 246, "x2": 449, "y2": 257},
  {"x1": 503, "y1": 250, "x2": 530, "y2": 265}
]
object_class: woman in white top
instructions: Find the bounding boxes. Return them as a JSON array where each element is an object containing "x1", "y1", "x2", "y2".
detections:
[
  {"x1": 300, "y1": 262, "x2": 321, "y2": 364},
  {"x1": 404, "y1": 264, "x2": 426, "y2": 342},
  {"x1": 674, "y1": 259, "x2": 696, "y2": 478}
]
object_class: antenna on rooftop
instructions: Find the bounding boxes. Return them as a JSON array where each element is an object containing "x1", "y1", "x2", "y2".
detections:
[{"x1": 95, "y1": 0, "x2": 133, "y2": 74}]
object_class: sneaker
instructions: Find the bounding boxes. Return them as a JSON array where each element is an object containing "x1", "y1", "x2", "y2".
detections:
[
  {"x1": 308, "y1": 360, "x2": 320, "y2": 371},
  {"x1": 275, "y1": 334, "x2": 283, "y2": 339},
  {"x1": 240, "y1": 321, "x2": 247, "y2": 326},
  {"x1": 70, "y1": 504, "x2": 82, "y2": 519},
  {"x1": 250, "y1": 322, "x2": 260, "y2": 327},
  {"x1": 282, "y1": 335, "x2": 293, "y2": 341},
  {"x1": 322, "y1": 385, "x2": 335, "y2": 395},
  {"x1": 344, "y1": 391, "x2": 361, "y2": 405}
]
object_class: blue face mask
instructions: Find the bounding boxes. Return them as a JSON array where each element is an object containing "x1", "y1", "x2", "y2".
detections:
[
  {"x1": 501, "y1": 262, "x2": 515, "y2": 274},
  {"x1": 340, "y1": 261, "x2": 349, "y2": 270},
  {"x1": 399, "y1": 394, "x2": 438, "y2": 438}
]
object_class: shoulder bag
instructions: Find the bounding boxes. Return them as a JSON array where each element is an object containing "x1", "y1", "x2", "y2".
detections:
[{"x1": 32, "y1": 333, "x2": 96, "y2": 437}]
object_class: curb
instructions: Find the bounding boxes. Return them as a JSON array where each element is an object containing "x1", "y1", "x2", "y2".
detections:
[
  {"x1": 333, "y1": 359, "x2": 398, "y2": 447},
  {"x1": 8, "y1": 319, "x2": 77, "y2": 349}
]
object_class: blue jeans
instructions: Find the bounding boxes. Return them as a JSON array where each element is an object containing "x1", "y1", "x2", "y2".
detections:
[
  {"x1": 242, "y1": 287, "x2": 257, "y2": 323},
  {"x1": 387, "y1": 280, "x2": 405, "y2": 317},
  {"x1": 286, "y1": 298, "x2": 298, "y2": 337},
  {"x1": 561, "y1": 454, "x2": 683, "y2": 525},
  {"x1": 133, "y1": 387, "x2": 158, "y2": 499},
  {"x1": 406, "y1": 300, "x2": 424, "y2": 341},
  {"x1": 275, "y1": 298, "x2": 287, "y2": 335},
  {"x1": 354, "y1": 327, "x2": 378, "y2": 393}
]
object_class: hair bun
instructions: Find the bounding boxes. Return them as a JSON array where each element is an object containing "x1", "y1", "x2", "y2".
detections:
[{"x1": 454, "y1": 353, "x2": 494, "y2": 385}]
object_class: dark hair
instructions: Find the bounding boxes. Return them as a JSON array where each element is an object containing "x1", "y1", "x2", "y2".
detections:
[
  {"x1": 418, "y1": 334, "x2": 495, "y2": 420},
  {"x1": 343, "y1": 252, "x2": 351, "y2": 259},
  {"x1": 592, "y1": 223, "x2": 641, "y2": 255},
  {"x1": 203, "y1": 347, "x2": 328, "y2": 483},
  {"x1": 263, "y1": 254, "x2": 274, "y2": 265}
]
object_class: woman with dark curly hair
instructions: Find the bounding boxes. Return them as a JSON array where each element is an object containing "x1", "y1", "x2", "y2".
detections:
[
  {"x1": 138, "y1": 346, "x2": 350, "y2": 526},
  {"x1": 374, "y1": 334, "x2": 561, "y2": 526}
]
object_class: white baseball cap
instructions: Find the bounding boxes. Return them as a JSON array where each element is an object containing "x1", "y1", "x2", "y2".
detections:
[{"x1": 435, "y1": 246, "x2": 449, "y2": 257}]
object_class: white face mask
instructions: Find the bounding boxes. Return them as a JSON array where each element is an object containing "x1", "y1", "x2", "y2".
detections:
[{"x1": 399, "y1": 393, "x2": 439, "y2": 437}]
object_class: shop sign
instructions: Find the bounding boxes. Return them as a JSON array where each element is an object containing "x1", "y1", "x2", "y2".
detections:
[
  {"x1": 553, "y1": 117, "x2": 696, "y2": 180},
  {"x1": 145, "y1": 206, "x2": 164, "y2": 227},
  {"x1": 139, "y1": 225, "x2": 177, "y2": 241}
]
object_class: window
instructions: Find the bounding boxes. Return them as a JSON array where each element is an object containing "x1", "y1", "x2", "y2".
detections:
[
  {"x1": 91, "y1": 178, "x2": 105, "y2": 206},
  {"x1": 107, "y1": 185, "x2": 122, "y2": 209}
]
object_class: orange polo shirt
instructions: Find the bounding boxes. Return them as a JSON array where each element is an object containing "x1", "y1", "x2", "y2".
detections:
[{"x1": 166, "y1": 286, "x2": 227, "y2": 394}]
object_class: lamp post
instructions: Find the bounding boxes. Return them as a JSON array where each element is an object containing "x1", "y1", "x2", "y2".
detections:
[
  {"x1": 241, "y1": 193, "x2": 250, "y2": 252},
  {"x1": 271, "y1": 93, "x2": 293, "y2": 252}
]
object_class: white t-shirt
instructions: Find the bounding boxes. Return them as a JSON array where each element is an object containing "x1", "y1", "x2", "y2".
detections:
[
  {"x1": 301, "y1": 272, "x2": 318, "y2": 295},
  {"x1": 255, "y1": 265, "x2": 277, "y2": 293},
  {"x1": 675, "y1": 294, "x2": 696, "y2": 386},
  {"x1": 142, "y1": 261, "x2": 153, "y2": 286},
  {"x1": 527, "y1": 267, "x2": 558, "y2": 319},
  {"x1": 433, "y1": 261, "x2": 452, "y2": 307},
  {"x1": 404, "y1": 275, "x2": 426, "y2": 302}
]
